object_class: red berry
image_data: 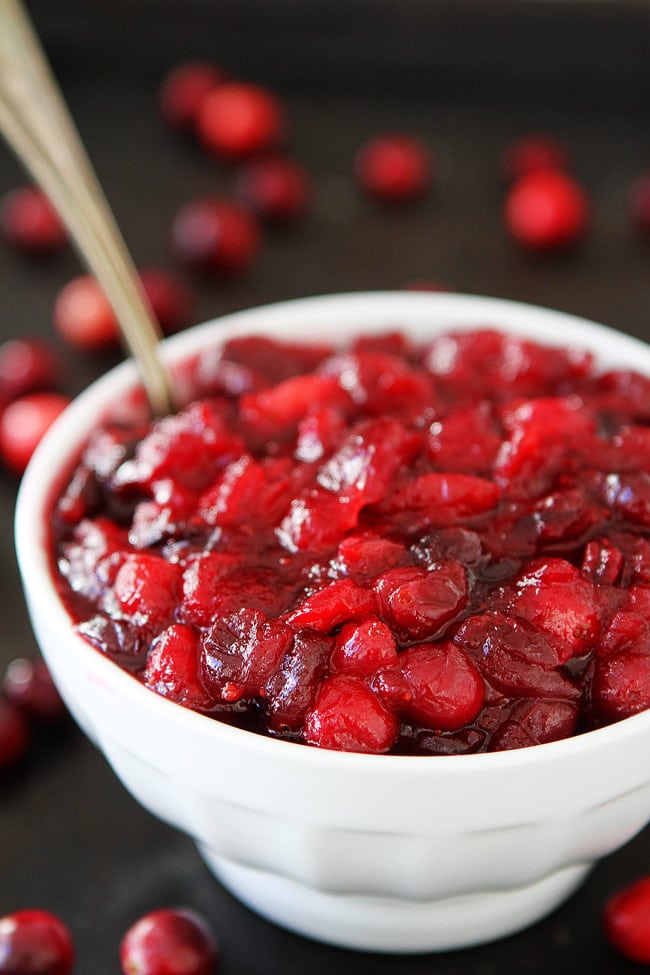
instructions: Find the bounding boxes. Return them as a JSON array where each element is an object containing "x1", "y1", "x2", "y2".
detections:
[
  {"x1": 113, "y1": 554, "x2": 181, "y2": 629},
  {"x1": 304, "y1": 675, "x2": 398, "y2": 753},
  {"x1": 3, "y1": 658, "x2": 67, "y2": 723},
  {"x1": 0, "y1": 909, "x2": 74, "y2": 974},
  {"x1": 504, "y1": 170, "x2": 589, "y2": 252},
  {"x1": 233, "y1": 156, "x2": 310, "y2": 224},
  {"x1": 171, "y1": 198, "x2": 261, "y2": 275},
  {"x1": 160, "y1": 61, "x2": 227, "y2": 133},
  {"x1": 604, "y1": 876, "x2": 650, "y2": 964},
  {"x1": 0, "y1": 187, "x2": 67, "y2": 255},
  {"x1": 119, "y1": 907, "x2": 219, "y2": 975},
  {"x1": 500, "y1": 134, "x2": 570, "y2": 184},
  {"x1": 197, "y1": 82, "x2": 286, "y2": 160},
  {"x1": 331, "y1": 617, "x2": 398, "y2": 677},
  {"x1": 0, "y1": 392, "x2": 70, "y2": 474},
  {"x1": 0, "y1": 338, "x2": 60, "y2": 407},
  {"x1": 54, "y1": 275, "x2": 118, "y2": 350},
  {"x1": 399, "y1": 642, "x2": 485, "y2": 731},
  {"x1": 628, "y1": 173, "x2": 650, "y2": 238},
  {"x1": 355, "y1": 134, "x2": 432, "y2": 203},
  {"x1": 0, "y1": 698, "x2": 30, "y2": 768},
  {"x1": 139, "y1": 268, "x2": 193, "y2": 335}
]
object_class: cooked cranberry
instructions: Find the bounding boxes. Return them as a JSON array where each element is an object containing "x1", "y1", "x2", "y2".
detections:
[
  {"x1": 202, "y1": 609, "x2": 293, "y2": 702},
  {"x1": 120, "y1": 907, "x2": 219, "y2": 975},
  {"x1": 139, "y1": 268, "x2": 193, "y2": 335},
  {"x1": 233, "y1": 156, "x2": 310, "y2": 224},
  {"x1": 490, "y1": 699, "x2": 579, "y2": 751},
  {"x1": 331, "y1": 618, "x2": 398, "y2": 677},
  {"x1": 3, "y1": 658, "x2": 67, "y2": 723},
  {"x1": 604, "y1": 877, "x2": 650, "y2": 963},
  {"x1": 399, "y1": 642, "x2": 485, "y2": 731},
  {"x1": 0, "y1": 698, "x2": 30, "y2": 768},
  {"x1": 374, "y1": 562, "x2": 468, "y2": 641},
  {"x1": 304, "y1": 675, "x2": 398, "y2": 753},
  {"x1": 0, "y1": 392, "x2": 70, "y2": 475},
  {"x1": 627, "y1": 173, "x2": 650, "y2": 238},
  {"x1": 160, "y1": 61, "x2": 227, "y2": 133},
  {"x1": 500, "y1": 134, "x2": 570, "y2": 184},
  {"x1": 197, "y1": 82, "x2": 286, "y2": 160},
  {"x1": 171, "y1": 198, "x2": 261, "y2": 275},
  {"x1": 287, "y1": 579, "x2": 377, "y2": 633},
  {"x1": 53, "y1": 275, "x2": 118, "y2": 350},
  {"x1": 113, "y1": 554, "x2": 181, "y2": 629},
  {"x1": 0, "y1": 186, "x2": 67, "y2": 255},
  {"x1": 264, "y1": 631, "x2": 331, "y2": 731},
  {"x1": 0, "y1": 338, "x2": 60, "y2": 407},
  {"x1": 355, "y1": 134, "x2": 432, "y2": 203},
  {"x1": 145, "y1": 625, "x2": 214, "y2": 709},
  {"x1": 504, "y1": 170, "x2": 589, "y2": 252},
  {"x1": 0, "y1": 909, "x2": 74, "y2": 974}
]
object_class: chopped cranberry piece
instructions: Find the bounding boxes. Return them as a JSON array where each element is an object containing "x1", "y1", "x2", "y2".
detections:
[
  {"x1": 374, "y1": 561, "x2": 468, "y2": 642},
  {"x1": 0, "y1": 186, "x2": 67, "y2": 255},
  {"x1": 202, "y1": 609, "x2": 293, "y2": 702},
  {"x1": 0, "y1": 338, "x2": 60, "y2": 408},
  {"x1": 171, "y1": 198, "x2": 261, "y2": 276},
  {"x1": 287, "y1": 579, "x2": 377, "y2": 633},
  {"x1": 604, "y1": 876, "x2": 650, "y2": 964},
  {"x1": 276, "y1": 488, "x2": 361, "y2": 554},
  {"x1": 627, "y1": 173, "x2": 650, "y2": 239},
  {"x1": 0, "y1": 909, "x2": 74, "y2": 975},
  {"x1": 264, "y1": 631, "x2": 331, "y2": 731},
  {"x1": 500, "y1": 134, "x2": 570, "y2": 184},
  {"x1": 355, "y1": 134, "x2": 433, "y2": 203},
  {"x1": 139, "y1": 268, "x2": 193, "y2": 336},
  {"x1": 113, "y1": 554, "x2": 181, "y2": 628},
  {"x1": 144, "y1": 624, "x2": 214, "y2": 709},
  {"x1": 119, "y1": 907, "x2": 219, "y2": 975},
  {"x1": 304, "y1": 675, "x2": 398, "y2": 753},
  {"x1": 0, "y1": 392, "x2": 70, "y2": 475},
  {"x1": 54, "y1": 275, "x2": 118, "y2": 350},
  {"x1": 197, "y1": 82, "x2": 286, "y2": 160},
  {"x1": 331, "y1": 617, "x2": 398, "y2": 677},
  {"x1": 234, "y1": 156, "x2": 310, "y2": 224},
  {"x1": 337, "y1": 533, "x2": 407, "y2": 583},
  {"x1": 0, "y1": 698, "x2": 30, "y2": 768},
  {"x1": 383, "y1": 472, "x2": 500, "y2": 532},
  {"x1": 504, "y1": 169, "x2": 589, "y2": 252},
  {"x1": 399, "y1": 642, "x2": 485, "y2": 731},
  {"x1": 3, "y1": 658, "x2": 67, "y2": 723},
  {"x1": 159, "y1": 60, "x2": 227, "y2": 133},
  {"x1": 489, "y1": 698, "x2": 579, "y2": 751}
]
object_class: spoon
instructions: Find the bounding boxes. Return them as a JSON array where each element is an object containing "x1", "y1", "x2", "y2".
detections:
[{"x1": 0, "y1": 0, "x2": 176, "y2": 417}]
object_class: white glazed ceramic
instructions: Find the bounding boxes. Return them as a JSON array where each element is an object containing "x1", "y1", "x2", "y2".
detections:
[{"x1": 15, "y1": 292, "x2": 650, "y2": 953}]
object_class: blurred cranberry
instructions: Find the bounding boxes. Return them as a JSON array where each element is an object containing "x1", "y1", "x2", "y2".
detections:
[
  {"x1": 0, "y1": 392, "x2": 70, "y2": 475},
  {"x1": 120, "y1": 908, "x2": 219, "y2": 975},
  {"x1": 604, "y1": 876, "x2": 650, "y2": 963},
  {"x1": 160, "y1": 61, "x2": 227, "y2": 134},
  {"x1": 500, "y1": 135, "x2": 570, "y2": 184},
  {"x1": 3, "y1": 658, "x2": 67, "y2": 723},
  {"x1": 0, "y1": 909, "x2": 74, "y2": 974},
  {"x1": 139, "y1": 268, "x2": 193, "y2": 335},
  {"x1": 171, "y1": 197, "x2": 261, "y2": 275},
  {"x1": 0, "y1": 698, "x2": 30, "y2": 768},
  {"x1": 504, "y1": 170, "x2": 589, "y2": 252},
  {"x1": 0, "y1": 338, "x2": 60, "y2": 406},
  {"x1": 628, "y1": 173, "x2": 650, "y2": 238},
  {"x1": 197, "y1": 82, "x2": 286, "y2": 160},
  {"x1": 54, "y1": 275, "x2": 118, "y2": 350},
  {"x1": 0, "y1": 187, "x2": 67, "y2": 255},
  {"x1": 355, "y1": 134, "x2": 433, "y2": 203},
  {"x1": 233, "y1": 156, "x2": 310, "y2": 225}
]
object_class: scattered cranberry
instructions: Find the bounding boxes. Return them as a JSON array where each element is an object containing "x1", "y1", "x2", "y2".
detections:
[
  {"x1": 139, "y1": 268, "x2": 193, "y2": 335},
  {"x1": 160, "y1": 61, "x2": 227, "y2": 134},
  {"x1": 53, "y1": 275, "x2": 118, "y2": 350},
  {"x1": 500, "y1": 134, "x2": 570, "y2": 184},
  {"x1": 604, "y1": 876, "x2": 650, "y2": 963},
  {"x1": 504, "y1": 170, "x2": 589, "y2": 253},
  {"x1": 171, "y1": 198, "x2": 261, "y2": 275},
  {"x1": 355, "y1": 134, "x2": 432, "y2": 203},
  {"x1": 3, "y1": 658, "x2": 67, "y2": 723},
  {"x1": 0, "y1": 392, "x2": 70, "y2": 475},
  {"x1": 119, "y1": 907, "x2": 219, "y2": 975},
  {"x1": 0, "y1": 187, "x2": 67, "y2": 255},
  {"x1": 0, "y1": 698, "x2": 30, "y2": 768},
  {"x1": 197, "y1": 82, "x2": 286, "y2": 160},
  {"x1": 0, "y1": 338, "x2": 60, "y2": 407},
  {"x1": 0, "y1": 909, "x2": 73, "y2": 974},
  {"x1": 233, "y1": 156, "x2": 310, "y2": 225},
  {"x1": 628, "y1": 173, "x2": 650, "y2": 238}
]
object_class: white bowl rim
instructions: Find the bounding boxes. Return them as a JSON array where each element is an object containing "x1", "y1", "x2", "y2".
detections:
[{"x1": 15, "y1": 289, "x2": 650, "y2": 774}]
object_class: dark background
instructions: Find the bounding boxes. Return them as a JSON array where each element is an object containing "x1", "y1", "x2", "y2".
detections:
[{"x1": 2, "y1": 2, "x2": 650, "y2": 972}]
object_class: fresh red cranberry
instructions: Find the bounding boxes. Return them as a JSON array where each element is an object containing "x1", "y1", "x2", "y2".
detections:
[
  {"x1": 0, "y1": 698, "x2": 30, "y2": 768},
  {"x1": 53, "y1": 275, "x2": 118, "y2": 350},
  {"x1": 504, "y1": 170, "x2": 589, "y2": 252},
  {"x1": 604, "y1": 877, "x2": 650, "y2": 964},
  {"x1": 233, "y1": 156, "x2": 310, "y2": 225},
  {"x1": 160, "y1": 61, "x2": 227, "y2": 133},
  {"x1": 3, "y1": 658, "x2": 67, "y2": 723},
  {"x1": 0, "y1": 186, "x2": 67, "y2": 255},
  {"x1": 304, "y1": 675, "x2": 398, "y2": 753},
  {"x1": 0, "y1": 392, "x2": 70, "y2": 475},
  {"x1": 628, "y1": 173, "x2": 650, "y2": 238},
  {"x1": 197, "y1": 82, "x2": 286, "y2": 160},
  {"x1": 500, "y1": 134, "x2": 570, "y2": 184},
  {"x1": 355, "y1": 134, "x2": 432, "y2": 203},
  {"x1": 399, "y1": 642, "x2": 485, "y2": 731},
  {"x1": 0, "y1": 338, "x2": 60, "y2": 407},
  {"x1": 119, "y1": 907, "x2": 219, "y2": 975},
  {"x1": 171, "y1": 198, "x2": 261, "y2": 275},
  {"x1": 139, "y1": 268, "x2": 193, "y2": 335},
  {"x1": 0, "y1": 909, "x2": 74, "y2": 974}
]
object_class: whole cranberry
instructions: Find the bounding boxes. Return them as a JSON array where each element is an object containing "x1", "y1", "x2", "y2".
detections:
[
  {"x1": 0, "y1": 909, "x2": 73, "y2": 974},
  {"x1": 233, "y1": 156, "x2": 310, "y2": 225},
  {"x1": 197, "y1": 82, "x2": 286, "y2": 160},
  {"x1": 139, "y1": 268, "x2": 193, "y2": 335},
  {"x1": 355, "y1": 134, "x2": 433, "y2": 203},
  {"x1": 604, "y1": 876, "x2": 650, "y2": 963},
  {"x1": 0, "y1": 698, "x2": 30, "y2": 768},
  {"x1": 0, "y1": 392, "x2": 70, "y2": 475},
  {"x1": 119, "y1": 908, "x2": 219, "y2": 975},
  {"x1": 0, "y1": 338, "x2": 60, "y2": 407},
  {"x1": 54, "y1": 275, "x2": 118, "y2": 350},
  {"x1": 159, "y1": 61, "x2": 227, "y2": 134},
  {"x1": 3, "y1": 658, "x2": 67, "y2": 723},
  {"x1": 628, "y1": 173, "x2": 650, "y2": 238},
  {"x1": 171, "y1": 198, "x2": 261, "y2": 275},
  {"x1": 504, "y1": 170, "x2": 589, "y2": 252},
  {"x1": 500, "y1": 134, "x2": 570, "y2": 184},
  {"x1": 0, "y1": 186, "x2": 67, "y2": 255}
]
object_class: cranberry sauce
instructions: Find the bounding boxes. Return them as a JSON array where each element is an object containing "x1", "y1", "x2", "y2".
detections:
[{"x1": 50, "y1": 328, "x2": 650, "y2": 754}]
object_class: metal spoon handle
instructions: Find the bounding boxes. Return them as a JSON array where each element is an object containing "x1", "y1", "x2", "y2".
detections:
[{"x1": 0, "y1": 0, "x2": 175, "y2": 417}]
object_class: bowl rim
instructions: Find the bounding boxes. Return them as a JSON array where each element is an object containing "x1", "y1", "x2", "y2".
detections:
[{"x1": 15, "y1": 289, "x2": 650, "y2": 774}]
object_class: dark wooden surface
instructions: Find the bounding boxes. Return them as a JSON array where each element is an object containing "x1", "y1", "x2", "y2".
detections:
[{"x1": 2, "y1": 5, "x2": 650, "y2": 972}]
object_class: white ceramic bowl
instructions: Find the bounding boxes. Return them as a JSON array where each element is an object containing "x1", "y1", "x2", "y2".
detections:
[{"x1": 15, "y1": 292, "x2": 650, "y2": 954}]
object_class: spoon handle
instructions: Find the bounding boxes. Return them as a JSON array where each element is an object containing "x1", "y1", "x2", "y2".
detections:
[{"x1": 0, "y1": 0, "x2": 176, "y2": 417}]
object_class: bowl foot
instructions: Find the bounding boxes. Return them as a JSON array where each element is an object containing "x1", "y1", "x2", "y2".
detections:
[{"x1": 198, "y1": 847, "x2": 591, "y2": 953}]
